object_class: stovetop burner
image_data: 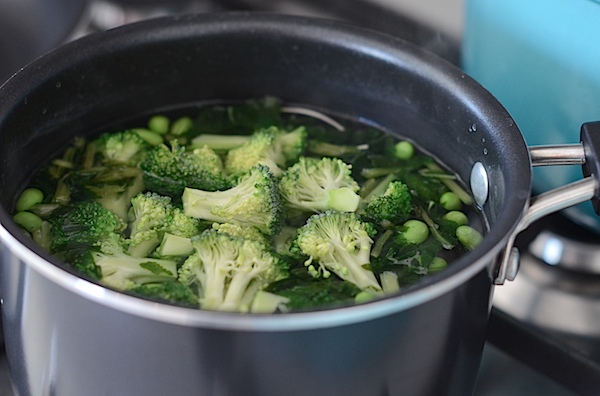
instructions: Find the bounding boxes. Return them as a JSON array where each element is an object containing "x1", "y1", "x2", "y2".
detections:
[{"x1": 490, "y1": 212, "x2": 600, "y2": 394}]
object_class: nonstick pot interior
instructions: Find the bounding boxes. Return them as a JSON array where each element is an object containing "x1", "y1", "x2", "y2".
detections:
[{"x1": 0, "y1": 12, "x2": 531, "y2": 320}]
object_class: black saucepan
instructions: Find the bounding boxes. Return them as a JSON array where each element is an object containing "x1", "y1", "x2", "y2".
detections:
[{"x1": 0, "y1": 13, "x2": 598, "y2": 396}]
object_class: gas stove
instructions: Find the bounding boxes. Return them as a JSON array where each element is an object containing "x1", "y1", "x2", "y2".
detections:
[{"x1": 0, "y1": 1, "x2": 595, "y2": 395}]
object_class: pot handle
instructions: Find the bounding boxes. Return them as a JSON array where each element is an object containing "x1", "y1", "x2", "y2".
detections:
[{"x1": 494, "y1": 121, "x2": 600, "y2": 285}]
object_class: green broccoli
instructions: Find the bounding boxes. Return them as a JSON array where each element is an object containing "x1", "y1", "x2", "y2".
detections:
[
  {"x1": 91, "y1": 172, "x2": 145, "y2": 220},
  {"x1": 224, "y1": 126, "x2": 307, "y2": 177},
  {"x1": 182, "y1": 165, "x2": 282, "y2": 235},
  {"x1": 363, "y1": 180, "x2": 413, "y2": 224},
  {"x1": 293, "y1": 211, "x2": 381, "y2": 292},
  {"x1": 140, "y1": 140, "x2": 229, "y2": 197},
  {"x1": 93, "y1": 130, "x2": 149, "y2": 166},
  {"x1": 92, "y1": 251, "x2": 178, "y2": 290},
  {"x1": 49, "y1": 200, "x2": 126, "y2": 252},
  {"x1": 127, "y1": 192, "x2": 202, "y2": 257},
  {"x1": 211, "y1": 222, "x2": 269, "y2": 246},
  {"x1": 178, "y1": 230, "x2": 288, "y2": 312},
  {"x1": 127, "y1": 192, "x2": 173, "y2": 258},
  {"x1": 279, "y1": 156, "x2": 360, "y2": 213}
]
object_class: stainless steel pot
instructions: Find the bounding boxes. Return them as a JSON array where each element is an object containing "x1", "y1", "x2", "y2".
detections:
[{"x1": 0, "y1": 13, "x2": 598, "y2": 396}]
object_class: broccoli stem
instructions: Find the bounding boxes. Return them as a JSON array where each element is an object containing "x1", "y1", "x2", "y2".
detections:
[
  {"x1": 416, "y1": 207, "x2": 454, "y2": 250},
  {"x1": 371, "y1": 229, "x2": 394, "y2": 258},
  {"x1": 359, "y1": 173, "x2": 397, "y2": 207},
  {"x1": 307, "y1": 140, "x2": 369, "y2": 157},
  {"x1": 190, "y1": 134, "x2": 251, "y2": 151},
  {"x1": 380, "y1": 271, "x2": 400, "y2": 294},
  {"x1": 424, "y1": 163, "x2": 473, "y2": 205}
]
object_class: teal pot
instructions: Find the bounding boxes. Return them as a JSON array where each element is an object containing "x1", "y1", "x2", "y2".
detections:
[{"x1": 462, "y1": 0, "x2": 600, "y2": 233}]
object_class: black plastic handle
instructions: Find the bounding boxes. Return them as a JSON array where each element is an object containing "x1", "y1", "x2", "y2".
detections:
[{"x1": 581, "y1": 121, "x2": 600, "y2": 215}]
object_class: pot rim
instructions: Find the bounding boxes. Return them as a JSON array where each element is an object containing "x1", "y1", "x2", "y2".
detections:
[{"x1": 0, "y1": 12, "x2": 530, "y2": 331}]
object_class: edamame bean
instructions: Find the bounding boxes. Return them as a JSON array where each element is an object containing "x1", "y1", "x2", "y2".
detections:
[
  {"x1": 456, "y1": 225, "x2": 483, "y2": 251},
  {"x1": 394, "y1": 140, "x2": 414, "y2": 160},
  {"x1": 13, "y1": 211, "x2": 43, "y2": 233},
  {"x1": 148, "y1": 115, "x2": 170, "y2": 135},
  {"x1": 16, "y1": 188, "x2": 44, "y2": 212},
  {"x1": 443, "y1": 210, "x2": 468, "y2": 226},
  {"x1": 132, "y1": 128, "x2": 164, "y2": 146},
  {"x1": 402, "y1": 219, "x2": 429, "y2": 245},
  {"x1": 440, "y1": 191, "x2": 461, "y2": 211},
  {"x1": 170, "y1": 116, "x2": 193, "y2": 136},
  {"x1": 354, "y1": 290, "x2": 377, "y2": 304},
  {"x1": 429, "y1": 257, "x2": 448, "y2": 273}
]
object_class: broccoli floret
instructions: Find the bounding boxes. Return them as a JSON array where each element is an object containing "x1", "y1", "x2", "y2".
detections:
[
  {"x1": 140, "y1": 140, "x2": 229, "y2": 197},
  {"x1": 279, "y1": 156, "x2": 360, "y2": 213},
  {"x1": 127, "y1": 192, "x2": 203, "y2": 257},
  {"x1": 211, "y1": 222, "x2": 269, "y2": 246},
  {"x1": 178, "y1": 229, "x2": 288, "y2": 312},
  {"x1": 363, "y1": 180, "x2": 412, "y2": 224},
  {"x1": 168, "y1": 206, "x2": 203, "y2": 238},
  {"x1": 127, "y1": 280, "x2": 199, "y2": 307},
  {"x1": 276, "y1": 126, "x2": 307, "y2": 164},
  {"x1": 293, "y1": 211, "x2": 381, "y2": 292},
  {"x1": 224, "y1": 126, "x2": 306, "y2": 177},
  {"x1": 182, "y1": 165, "x2": 282, "y2": 235},
  {"x1": 94, "y1": 130, "x2": 149, "y2": 166},
  {"x1": 270, "y1": 225, "x2": 299, "y2": 256},
  {"x1": 49, "y1": 201, "x2": 126, "y2": 253},
  {"x1": 93, "y1": 251, "x2": 178, "y2": 290},
  {"x1": 92, "y1": 172, "x2": 145, "y2": 220},
  {"x1": 127, "y1": 192, "x2": 173, "y2": 258}
]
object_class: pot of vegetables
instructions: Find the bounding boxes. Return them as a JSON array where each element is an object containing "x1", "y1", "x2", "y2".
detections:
[{"x1": 1, "y1": 13, "x2": 599, "y2": 396}]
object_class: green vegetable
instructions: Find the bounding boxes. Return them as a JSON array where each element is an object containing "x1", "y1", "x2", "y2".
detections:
[
  {"x1": 293, "y1": 211, "x2": 381, "y2": 292},
  {"x1": 363, "y1": 180, "x2": 412, "y2": 224},
  {"x1": 279, "y1": 156, "x2": 360, "y2": 213},
  {"x1": 178, "y1": 230, "x2": 288, "y2": 312},
  {"x1": 13, "y1": 98, "x2": 484, "y2": 312},
  {"x1": 93, "y1": 251, "x2": 178, "y2": 290},
  {"x1": 182, "y1": 165, "x2": 282, "y2": 235},
  {"x1": 148, "y1": 115, "x2": 170, "y2": 135},
  {"x1": 170, "y1": 116, "x2": 194, "y2": 136},
  {"x1": 190, "y1": 134, "x2": 251, "y2": 151},
  {"x1": 443, "y1": 210, "x2": 469, "y2": 226},
  {"x1": 127, "y1": 281, "x2": 198, "y2": 307},
  {"x1": 140, "y1": 140, "x2": 229, "y2": 197},
  {"x1": 266, "y1": 275, "x2": 361, "y2": 311},
  {"x1": 307, "y1": 140, "x2": 369, "y2": 157},
  {"x1": 93, "y1": 130, "x2": 149, "y2": 166},
  {"x1": 13, "y1": 211, "x2": 43, "y2": 233},
  {"x1": 440, "y1": 191, "x2": 462, "y2": 211},
  {"x1": 16, "y1": 188, "x2": 44, "y2": 212},
  {"x1": 394, "y1": 141, "x2": 414, "y2": 160},
  {"x1": 225, "y1": 125, "x2": 307, "y2": 177},
  {"x1": 48, "y1": 201, "x2": 126, "y2": 253},
  {"x1": 398, "y1": 219, "x2": 429, "y2": 245},
  {"x1": 127, "y1": 192, "x2": 202, "y2": 257},
  {"x1": 456, "y1": 225, "x2": 483, "y2": 251}
]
